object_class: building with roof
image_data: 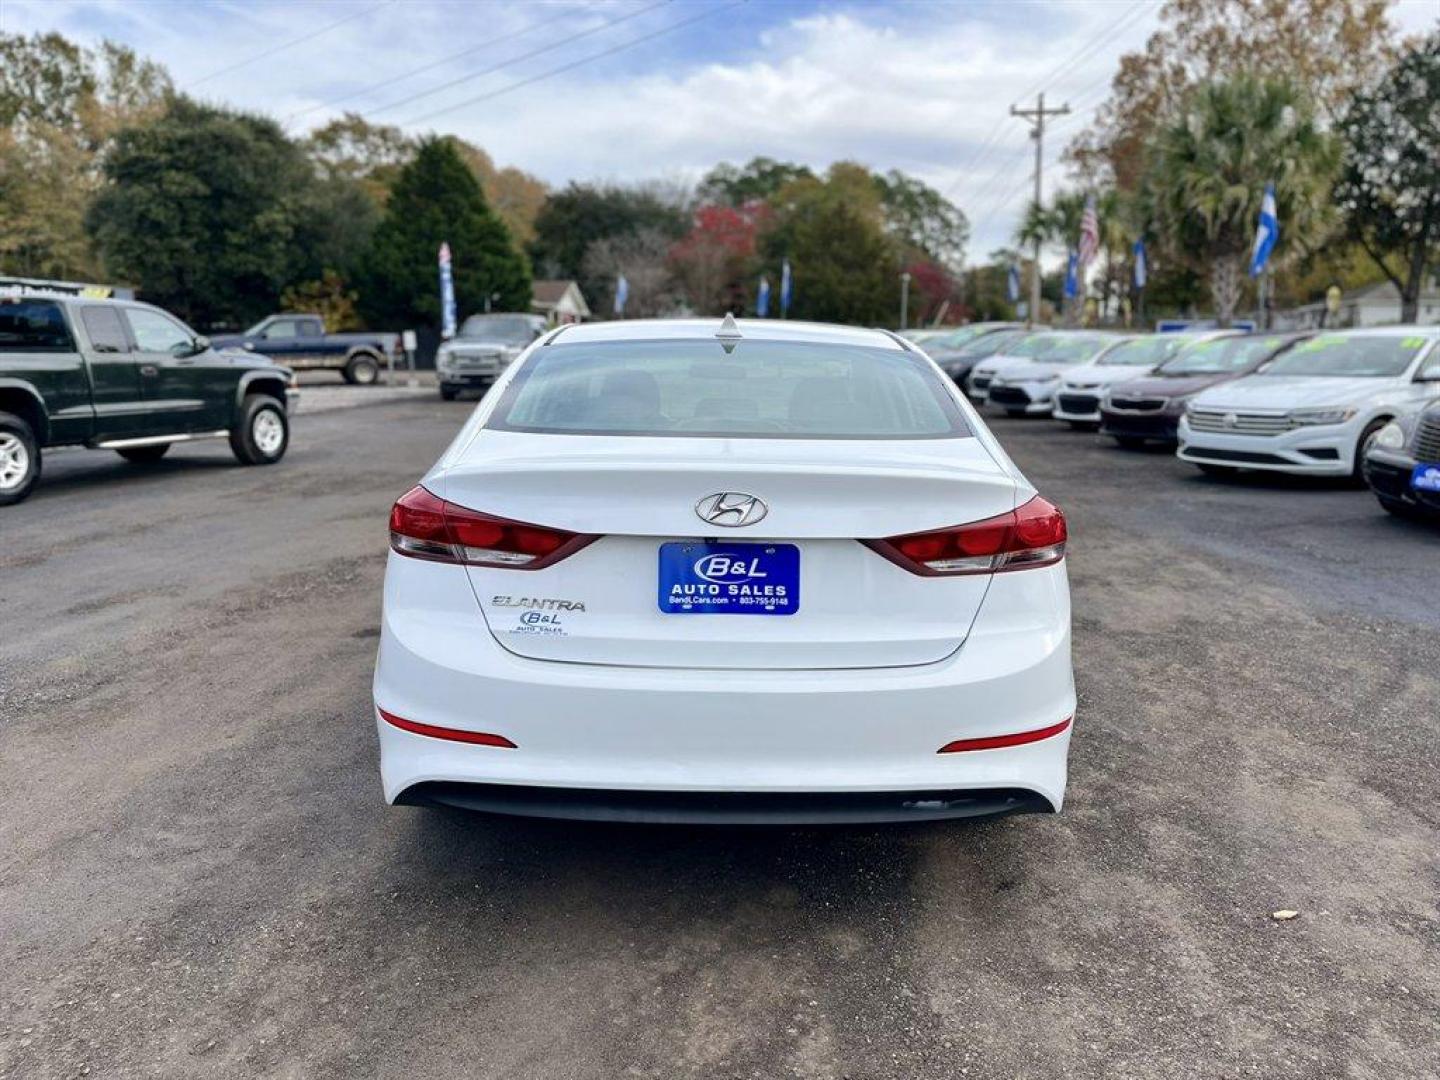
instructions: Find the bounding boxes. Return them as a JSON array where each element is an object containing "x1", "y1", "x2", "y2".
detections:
[
  {"x1": 530, "y1": 280, "x2": 590, "y2": 325},
  {"x1": 1276, "y1": 279, "x2": 1440, "y2": 330}
]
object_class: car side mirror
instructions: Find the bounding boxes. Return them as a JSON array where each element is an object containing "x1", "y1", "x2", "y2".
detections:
[
  {"x1": 1415, "y1": 369, "x2": 1440, "y2": 383},
  {"x1": 194, "y1": 335, "x2": 210, "y2": 353}
]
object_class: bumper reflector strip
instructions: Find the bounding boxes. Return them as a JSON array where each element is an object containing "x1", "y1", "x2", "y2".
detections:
[
  {"x1": 937, "y1": 716, "x2": 1072, "y2": 754},
  {"x1": 378, "y1": 707, "x2": 517, "y2": 748}
]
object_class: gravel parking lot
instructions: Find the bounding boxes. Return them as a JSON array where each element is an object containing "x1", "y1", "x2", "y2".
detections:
[{"x1": 1, "y1": 401, "x2": 1436, "y2": 1080}]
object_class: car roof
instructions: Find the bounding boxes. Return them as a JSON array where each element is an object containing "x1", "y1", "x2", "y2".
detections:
[{"x1": 548, "y1": 317, "x2": 907, "y2": 351}]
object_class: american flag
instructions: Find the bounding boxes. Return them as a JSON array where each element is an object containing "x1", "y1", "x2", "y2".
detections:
[{"x1": 1077, "y1": 195, "x2": 1100, "y2": 268}]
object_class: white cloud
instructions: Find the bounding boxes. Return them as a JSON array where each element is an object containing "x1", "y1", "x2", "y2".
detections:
[{"x1": 13, "y1": 0, "x2": 1434, "y2": 261}]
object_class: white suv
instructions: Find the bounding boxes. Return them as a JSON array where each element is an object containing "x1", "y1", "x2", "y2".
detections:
[{"x1": 1177, "y1": 327, "x2": 1440, "y2": 478}]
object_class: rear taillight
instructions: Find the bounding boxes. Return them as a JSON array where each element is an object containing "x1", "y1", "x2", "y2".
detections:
[
  {"x1": 865, "y1": 495, "x2": 1066, "y2": 576},
  {"x1": 388, "y1": 485, "x2": 595, "y2": 569}
]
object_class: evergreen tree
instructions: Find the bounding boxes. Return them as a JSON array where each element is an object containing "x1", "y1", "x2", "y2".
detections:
[
  {"x1": 358, "y1": 137, "x2": 530, "y2": 329},
  {"x1": 87, "y1": 97, "x2": 314, "y2": 327}
]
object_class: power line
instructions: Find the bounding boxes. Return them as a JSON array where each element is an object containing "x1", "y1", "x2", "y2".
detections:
[
  {"x1": 945, "y1": 0, "x2": 1152, "y2": 205},
  {"x1": 286, "y1": 13, "x2": 551, "y2": 124},
  {"x1": 397, "y1": 0, "x2": 745, "y2": 128},
  {"x1": 362, "y1": 0, "x2": 672, "y2": 120},
  {"x1": 1013, "y1": 0, "x2": 1151, "y2": 104},
  {"x1": 186, "y1": 1, "x2": 393, "y2": 90}
]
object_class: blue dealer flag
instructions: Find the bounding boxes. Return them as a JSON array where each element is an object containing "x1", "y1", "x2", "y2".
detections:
[
  {"x1": 1249, "y1": 183, "x2": 1278, "y2": 278},
  {"x1": 1006, "y1": 264, "x2": 1021, "y2": 303},
  {"x1": 1133, "y1": 239, "x2": 1147, "y2": 289},
  {"x1": 613, "y1": 274, "x2": 629, "y2": 317},
  {"x1": 779, "y1": 259, "x2": 793, "y2": 316},
  {"x1": 1063, "y1": 251, "x2": 1079, "y2": 299},
  {"x1": 438, "y1": 242, "x2": 457, "y2": 339},
  {"x1": 757, "y1": 275, "x2": 771, "y2": 318}
]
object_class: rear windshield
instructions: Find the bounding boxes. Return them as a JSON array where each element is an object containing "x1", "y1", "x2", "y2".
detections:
[
  {"x1": 0, "y1": 300, "x2": 73, "y2": 352},
  {"x1": 1160, "y1": 335, "x2": 1291, "y2": 375},
  {"x1": 488, "y1": 339, "x2": 971, "y2": 439},
  {"x1": 1097, "y1": 335, "x2": 1195, "y2": 367},
  {"x1": 1258, "y1": 334, "x2": 1427, "y2": 378}
]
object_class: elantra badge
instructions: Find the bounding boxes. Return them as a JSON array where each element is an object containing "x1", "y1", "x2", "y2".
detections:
[{"x1": 695, "y1": 492, "x2": 767, "y2": 527}]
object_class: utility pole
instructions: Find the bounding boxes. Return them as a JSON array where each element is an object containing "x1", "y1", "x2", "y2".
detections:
[
  {"x1": 1010, "y1": 92, "x2": 1069, "y2": 327},
  {"x1": 899, "y1": 271, "x2": 911, "y2": 330}
]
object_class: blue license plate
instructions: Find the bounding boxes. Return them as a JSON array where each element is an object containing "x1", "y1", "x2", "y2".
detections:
[
  {"x1": 1413, "y1": 464, "x2": 1440, "y2": 492},
  {"x1": 658, "y1": 542, "x2": 799, "y2": 615}
]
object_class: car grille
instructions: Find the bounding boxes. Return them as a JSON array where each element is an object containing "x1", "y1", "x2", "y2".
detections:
[
  {"x1": 1187, "y1": 408, "x2": 1297, "y2": 435},
  {"x1": 1056, "y1": 393, "x2": 1098, "y2": 414},
  {"x1": 1414, "y1": 414, "x2": 1440, "y2": 462},
  {"x1": 449, "y1": 349, "x2": 504, "y2": 371},
  {"x1": 987, "y1": 385, "x2": 1030, "y2": 406},
  {"x1": 1107, "y1": 396, "x2": 1166, "y2": 413}
]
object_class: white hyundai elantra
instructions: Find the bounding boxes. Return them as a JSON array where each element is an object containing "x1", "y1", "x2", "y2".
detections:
[{"x1": 373, "y1": 317, "x2": 1074, "y2": 824}]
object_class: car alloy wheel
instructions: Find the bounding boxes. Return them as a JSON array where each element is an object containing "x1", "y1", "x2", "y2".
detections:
[
  {"x1": 0, "y1": 432, "x2": 29, "y2": 491},
  {"x1": 253, "y1": 408, "x2": 285, "y2": 458}
]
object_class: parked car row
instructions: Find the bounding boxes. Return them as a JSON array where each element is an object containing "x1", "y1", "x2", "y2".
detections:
[{"x1": 922, "y1": 323, "x2": 1440, "y2": 523}]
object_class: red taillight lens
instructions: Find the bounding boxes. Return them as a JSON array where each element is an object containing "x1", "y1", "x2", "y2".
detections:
[
  {"x1": 937, "y1": 716, "x2": 1072, "y2": 753},
  {"x1": 378, "y1": 707, "x2": 516, "y2": 748},
  {"x1": 388, "y1": 485, "x2": 594, "y2": 569},
  {"x1": 865, "y1": 495, "x2": 1067, "y2": 576}
]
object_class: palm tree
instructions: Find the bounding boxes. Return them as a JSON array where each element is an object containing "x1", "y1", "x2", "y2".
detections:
[
  {"x1": 1016, "y1": 191, "x2": 1088, "y2": 323},
  {"x1": 1144, "y1": 75, "x2": 1339, "y2": 327}
]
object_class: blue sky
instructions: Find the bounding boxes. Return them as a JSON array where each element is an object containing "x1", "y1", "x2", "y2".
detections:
[{"x1": 5, "y1": 1, "x2": 1437, "y2": 259}]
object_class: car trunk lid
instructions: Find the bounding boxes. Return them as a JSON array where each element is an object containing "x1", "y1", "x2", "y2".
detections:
[{"x1": 438, "y1": 431, "x2": 1017, "y2": 669}]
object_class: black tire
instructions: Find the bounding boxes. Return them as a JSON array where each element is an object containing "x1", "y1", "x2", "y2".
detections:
[
  {"x1": 1006, "y1": 408, "x2": 1026, "y2": 418},
  {"x1": 440, "y1": 386, "x2": 459, "y2": 401},
  {"x1": 1375, "y1": 495, "x2": 1419, "y2": 520},
  {"x1": 1068, "y1": 421, "x2": 1099, "y2": 432},
  {"x1": 116, "y1": 444, "x2": 170, "y2": 463},
  {"x1": 0, "y1": 410, "x2": 42, "y2": 506},
  {"x1": 1196, "y1": 463, "x2": 1237, "y2": 477},
  {"x1": 229, "y1": 394, "x2": 289, "y2": 466},
  {"x1": 1113, "y1": 436, "x2": 1146, "y2": 450},
  {"x1": 344, "y1": 353, "x2": 380, "y2": 386},
  {"x1": 1352, "y1": 418, "x2": 1389, "y2": 486}
]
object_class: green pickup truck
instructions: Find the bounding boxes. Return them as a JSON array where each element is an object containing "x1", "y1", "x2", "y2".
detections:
[{"x1": 0, "y1": 291, "x2": 296, "y2": 506}]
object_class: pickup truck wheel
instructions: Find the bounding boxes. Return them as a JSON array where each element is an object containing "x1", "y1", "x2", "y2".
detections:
[
  {"x1": 0, "y1": 411, "x2": 41, "y2": 506},
  {"x1": 345, "y1": 354, "x2": 380, "y2": 386},
  {"x1": 440, "y1": 386, "x2": 459, "y2": 401},
  {"x1": 116, "y1": 444, "x2": 170, "y2": 463},
  {"x1": 230, "y1": 394, "x2": 289, "y2": 466}
]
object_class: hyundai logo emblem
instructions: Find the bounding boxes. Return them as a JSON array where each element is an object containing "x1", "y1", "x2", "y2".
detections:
[
  {"x1": 1223, "y1": 412, "x2": 1239, "y2": 428},
  {"x1": 695, "y1": 492, "x2": 768, "y2": 527}
]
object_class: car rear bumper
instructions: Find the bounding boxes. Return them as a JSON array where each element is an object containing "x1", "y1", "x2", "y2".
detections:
[
  {"x1": 397, "y1": 781, "x2": 1053, "y2": 824},
  {"x1": 372, "y1": 555, "x2": 1075, "y2": 822},
  {"x1": 1177, "y1": 417, "x2": 1355, "y2": 475}
]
